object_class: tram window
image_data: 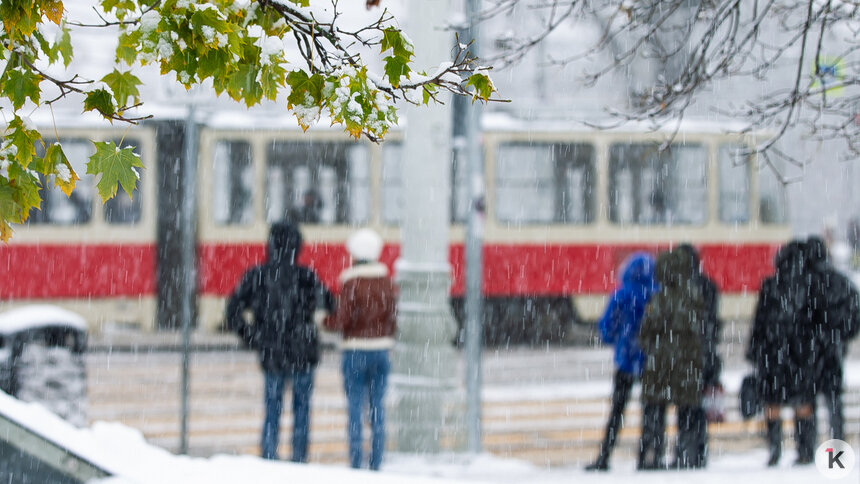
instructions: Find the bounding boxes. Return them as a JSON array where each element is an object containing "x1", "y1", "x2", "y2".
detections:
[
  {"x1": 718, "y1": 144, "x2": 751, "y2": 224},
  {"x1": 758, "y1": 160, "x2": 788, "y2": 225},
  {"x1": 495, "y1": 143, "x2": 594, "y2": 224},
  {"x1": 265, "y1": 141, "x2": 369, "y2": 225},
  {"x1": 381, "y1": 143, "x2": 403, "y2": 225},
  {"x1": 212, "y1": 141, "x2": 254, "y2": 225},
  {"x1": 28, "y1": 139, "x2": 95, "y2": 225},
  {"x1": 104, "y1": 138, "x2": 142, "y2": 225},
  {"x1": 556, "y1": 144, "x2": 595, "y2": 224},
  {"x1": 608, "y1": 143, "x2": 707, "y2": 225}
]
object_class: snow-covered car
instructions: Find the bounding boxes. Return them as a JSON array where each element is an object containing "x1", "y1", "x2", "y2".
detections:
[{"x1": 0, "y1": 305, "x2": 88, "y2": 427}]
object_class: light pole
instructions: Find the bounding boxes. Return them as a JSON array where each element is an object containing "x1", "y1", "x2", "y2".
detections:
[
  {"x1": 463, "y1": 0, "x2": 484, "y2": 454},
  {"x1": 392, "y1": 0, "x2": 459, "y2": 453}
]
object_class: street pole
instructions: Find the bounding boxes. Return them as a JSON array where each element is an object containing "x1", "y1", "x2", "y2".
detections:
[
  {"x1": 179, "y1": 105, "x2": 199, "y2": 455},
  {"x1": 463, "y1": 0, "x2": 484, "y2": 455},
  {"x1": 392, "y1": 0, "x2": 459, "y2": 453}
]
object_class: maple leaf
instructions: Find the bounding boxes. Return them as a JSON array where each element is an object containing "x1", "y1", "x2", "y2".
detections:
[{"x1": 87, "y1": 141, "x2": 144, "y2": 201}]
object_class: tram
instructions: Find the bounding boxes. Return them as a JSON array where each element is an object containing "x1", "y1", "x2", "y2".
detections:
[{"x1": 0, "y1": 113, "x2": 790, "y2": 343}]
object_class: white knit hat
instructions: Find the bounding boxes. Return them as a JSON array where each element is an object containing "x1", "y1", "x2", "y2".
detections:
[{"x1": 347, "y1": 228, "x2": 383, "y2": 261}]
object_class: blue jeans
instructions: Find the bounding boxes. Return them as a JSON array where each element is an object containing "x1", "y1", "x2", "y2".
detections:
[
  {"x1": 342, "y1": 350, "x2": 390, "y2": 470},
  {"x1": 261, "y1": 368, "x2": 314, "y2": 462}
]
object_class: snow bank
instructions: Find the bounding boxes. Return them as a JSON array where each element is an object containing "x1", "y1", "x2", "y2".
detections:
[
  {"x1": 0, "y1": 390, "x2": 474, "y2": 484},
  {"x1": 0, "y1": 305, "x2": 87, "y2": 334}
]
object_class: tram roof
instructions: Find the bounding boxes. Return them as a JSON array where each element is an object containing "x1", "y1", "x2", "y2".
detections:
[{"x1": 28, "y1": 104, "x2": 762, "y2": 138}]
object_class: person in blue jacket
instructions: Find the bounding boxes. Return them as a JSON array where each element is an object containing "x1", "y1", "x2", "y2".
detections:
[{"x1": 585, "y1": 252, "x2": 657, "y2": 471}]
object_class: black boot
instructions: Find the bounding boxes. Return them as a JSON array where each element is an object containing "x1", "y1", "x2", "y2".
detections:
[
  {"x1": 794, "y1": 417, "x2": 816, "y2": 465},
  {"x1": 584, "y1": 456, "x2": 608, "y2": 472},
  {"x1": 766, "y1": 419, "x2": 782, "y2": 467}
]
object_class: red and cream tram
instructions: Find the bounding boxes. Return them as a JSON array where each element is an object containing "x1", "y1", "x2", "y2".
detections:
[{"x1": 0, "y1": 115, "x2": 789, "y2": 343}]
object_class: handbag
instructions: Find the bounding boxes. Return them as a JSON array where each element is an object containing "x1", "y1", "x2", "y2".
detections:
[{"x1": 739, "y1": 374, "x2": 761, "y2": 420}]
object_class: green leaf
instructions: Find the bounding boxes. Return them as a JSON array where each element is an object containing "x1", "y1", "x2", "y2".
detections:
[
  {"x1": 198, "y1": 48, "x2": 229, "y2": 80},
  {"x1": 227, "y1": 63, "x2": 262, "y2": 107},
  {"x1": 286, "y1": 70, "x2": 324, "y2": 108},
  {"x1": 287, "y1": 70, "x2": 325, "y2": 107},
  {"x1": 0, "y1": 181, "x2": 19, "y2": 242},
  {"x1": 381, "y1": 28, "x2": 413, "y2": 60},
  {"x1": 1, "y1": 67, "x2": 42, "y2": 110},
  {"x1": 0, "y1": 1, "x2": 40, "y2": 37},
  {"x1": 44, "y1": 144, "x2": 78, "y2": 196},
  {"x1": 33, "y1": 30, "x2": 60, "y2": 64},
  {"x1": 422, "y1": 84, "x2": 436, "y2": 105},
  {"x1": 58, "y1": 27, "x2": 74, "y2": 66},
  {"x1": 101, "y1": 69, "x2": 141, "y2": 107},
  {"x1": 7, "y1": 117, "x2": 41, "y2": 167},
  {"x1": 87, "y1": 141, "x2": 144, "y2": 201},
  {"x1": 259, "y1": 63, "x2": 285, "y2": 101},
  {"x1": 465, "y1": 73, "x2": 495, "y2": 101},
  {"x1": 384, "y1": 55, "x2": 410, "y2": 88},
  {"x1": 116, "y1": 29, "x2": 140, "y2": 65},
  {"x1": 83, "y1": 88, "x2": 116, "y2": 118},
  {"x1": 7, "y1": 163, "x2": 42, "y2": 222}
]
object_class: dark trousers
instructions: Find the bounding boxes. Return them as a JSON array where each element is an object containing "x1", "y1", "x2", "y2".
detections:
[
  {"x1": 639, "y1": 403, "x2": 666, "y2": 469},
  {"x1": 673, "y1": 406, "x2": 708, "y2": 468},
  {"x1": 820, "y1": 366, "x2": 844, "y2": 440},
  {"x1": 261, "y1": 368, "x2": 314, "y2": 462},
  {"x1": 594, "y1": 370, "x2": 636, "y2": 464},
  {"x1": 639, "y1": 403, "x2": 698, "y2": 470}
]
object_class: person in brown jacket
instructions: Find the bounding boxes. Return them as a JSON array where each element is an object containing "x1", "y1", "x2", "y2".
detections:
[{"x1": 324, "y1": 228, "x2": 397, "y2": 470}]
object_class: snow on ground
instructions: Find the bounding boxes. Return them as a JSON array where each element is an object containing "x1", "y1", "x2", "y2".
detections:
[{"x1": 3, "y1": 377, "x2": 860, "y2": 483}]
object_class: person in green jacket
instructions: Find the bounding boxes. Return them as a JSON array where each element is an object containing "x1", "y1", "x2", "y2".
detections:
[{"x1": 637, "y1": 248, "x2": 705, "y2": 470}]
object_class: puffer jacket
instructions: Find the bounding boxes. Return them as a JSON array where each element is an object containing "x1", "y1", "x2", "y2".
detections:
[
  {"x1": 747, "y1": 240, "x2": 817, "y2": 404},
  {"x1": 324, "y1": 262, "x2": 398, "y2": 350},
  {"x1": 639, "y1": 249, "x2": 705, "y2": 406},
  {"x1": 226, "y1": 222, "x2": 334, "y2": 372},
  {"x1": 806, "y1": 237, "x2": 860, "y2": 385},
  {"x1": 598, "y1": 252, "x2": 657, "y2": 376}
]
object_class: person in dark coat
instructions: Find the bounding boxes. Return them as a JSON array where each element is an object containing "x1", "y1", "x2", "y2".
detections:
[
  {"x1": 674, "y1": 244, "x2": 722, "y2": 469},
  {"x1": 225, "y1": 221, "x2": 334, "y2": 462},
  {"x1": 585, "y1": 252, "x2": 657, "y2": 471},
  {"x1": 806, "y1": 236, "x2": 860, "y2": 440},
  {"x1": 746, "y1": 240, "x2": 818, "y2": 466},
  {"x1": 637, "y1": 248, "x2": 704, "y2": 470}
]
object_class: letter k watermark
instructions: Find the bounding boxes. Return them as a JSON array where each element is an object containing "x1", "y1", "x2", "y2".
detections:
[
  {"x1": 817, "y1": 440, "x2": 854, "y2": 478},
  {"x1": 825, "y1": 448, "x2": 844, "y2": 469}
]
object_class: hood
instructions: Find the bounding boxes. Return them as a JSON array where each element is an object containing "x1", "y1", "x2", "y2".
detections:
[
  {"x1": 774, "y1": 240, "x2": 806, "y2": 278},
  {"x1": 806, "y1": 236, "x2": 829, "y2": 270},
  {"x1": 620, "y1": 252, "x2": 657, "y2": 290},
  {"x1": 267, "y1": 221, "x2": 303, "y2": 265},
  {"x1": 655, "y1": 248, "x2": 695, "y2": 289}
]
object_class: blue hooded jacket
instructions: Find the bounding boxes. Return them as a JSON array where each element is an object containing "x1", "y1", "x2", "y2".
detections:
[{"x1": 598, "y1": 252, "x2": 657, "y2": 376}]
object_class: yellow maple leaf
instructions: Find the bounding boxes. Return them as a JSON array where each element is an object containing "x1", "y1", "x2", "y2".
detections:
[{"x1": 42, "y1": 0, "x2": 64, "y2": 25}]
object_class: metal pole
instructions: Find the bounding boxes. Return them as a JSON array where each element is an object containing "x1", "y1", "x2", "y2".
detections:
[
  {"x1": 464, "y1": 0, "x2": 484, "y2": 454},
  {"x1": 179, "y1": 105, "x2": 199, "y2": 455}
]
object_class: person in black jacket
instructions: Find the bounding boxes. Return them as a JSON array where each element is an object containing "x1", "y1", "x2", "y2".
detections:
[
  {"x1": 806, "y1": 236, "x2": 860, "y2": 440},
  {"x1": 675, "y1": 244, "x2": 722, "y2": 469},
  {"x1": 747, "y1": 240, "x2": 818, "y2": 466},
  {"x1": 225, "y1": 221, "x2": 334, "y2": 462}
]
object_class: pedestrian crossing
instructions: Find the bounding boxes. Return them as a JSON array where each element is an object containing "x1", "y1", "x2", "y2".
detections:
[{"x1": 85, "y1": 347, "x2": 860, "y2": 468}]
